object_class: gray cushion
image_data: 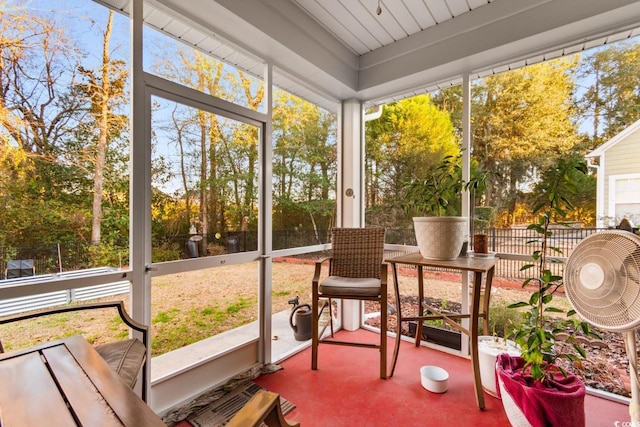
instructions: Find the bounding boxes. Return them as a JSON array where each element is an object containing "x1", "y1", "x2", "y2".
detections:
[
  {"x1": 94, "y1": 338, "x2": 146, "y2": 389},
  {"x1": 319, "y1": 276, "x2": 381, "y2": 297}
]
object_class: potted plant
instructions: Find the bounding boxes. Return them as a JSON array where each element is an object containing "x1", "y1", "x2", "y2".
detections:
[
  {"x1": 477, "y1": 303, "x2": 523, "y2": 397},
  {"x1": 497, "y1": 158, "x2": 599, "y2": 427},
  {"x1": 478, "y1": 334, "x2": 520, "y2": 397},
  {"x1": 403, "y1": 154, "x2": 483, "y2": 260}
]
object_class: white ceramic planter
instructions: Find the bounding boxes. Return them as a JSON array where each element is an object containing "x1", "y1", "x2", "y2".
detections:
[
  {"x1": 413, "y1": 216, "x2": 467, "y2": 260},
  {"x1": 498, "y1": 375, "x2": 532, "y2": 427},
  {"x1": 478, "y1": 336, "x2": 521, "y2": 397},
  {"x1": 496, "y1": 354, "x2": 586, "y2": 427}
]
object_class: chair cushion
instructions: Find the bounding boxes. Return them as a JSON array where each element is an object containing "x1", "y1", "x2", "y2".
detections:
[
  {"x1": 94, "y1": 338, "x2": 146, "y2": 389},
  {"x1": 319, "y1": 276, "x2": 381, "y2": 297}
]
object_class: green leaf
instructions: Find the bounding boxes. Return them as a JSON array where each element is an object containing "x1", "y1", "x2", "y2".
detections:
[
  {"x1": 530, "y1": 363, "x2": 544, "y2": 381},
  {"x1": 575, "y1": 162, "x2": 588, "y2": 174},
  {"x1": 556, "y1": 365, "x2": 569, "y2": 379},
  {"x1": 514, "y1": 330, "x2": 528, "y2": 341},
  {"x1": 532, "y1": 202, "x2": 546, "y2": 214},
  {"x1": 587, "y1": 329, "x2": 602, "y2": 340},
  {"x1": 573, "y1": 344, "x2": 586, "y2": 358},
  {"x1": 508, "y1": 302, "x2": 529, "y2": 309}
]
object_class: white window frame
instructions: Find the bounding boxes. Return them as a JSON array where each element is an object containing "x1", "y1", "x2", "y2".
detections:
[{"x1": 608, "y1": 173, "x2": 640, "y2": 225}]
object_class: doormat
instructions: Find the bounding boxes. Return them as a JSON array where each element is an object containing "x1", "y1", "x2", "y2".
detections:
[{"x1": 187, "y1": 382, "x2": 295, "y2": 427}]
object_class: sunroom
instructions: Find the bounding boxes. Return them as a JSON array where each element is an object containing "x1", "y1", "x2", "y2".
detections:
[{"x1": 1, "y1": 0, "x2": 640, "y2": 424}]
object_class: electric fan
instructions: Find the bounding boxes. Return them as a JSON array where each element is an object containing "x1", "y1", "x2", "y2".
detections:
[{"x1": 565, "y1": 230, "x2": 640, "y2": 422}]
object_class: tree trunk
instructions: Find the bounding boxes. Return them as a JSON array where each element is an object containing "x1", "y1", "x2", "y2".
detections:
[
  {"x1": 198, "y1": 111, "x2": 208, "y2": 251},
  {"x1": 172, "y1": 107, "x2": 191, "y2": 233},
  {"x1": 91, "y1": 11, "x2": 115, "y2": 245}
]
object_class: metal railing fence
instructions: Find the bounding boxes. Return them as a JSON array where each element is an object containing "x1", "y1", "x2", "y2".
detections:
[
  {"x1": 0, "y1": 227, "x2": 615, "y2": 316},
  {"x1": 384, "y1": 226, "x2": 609, "y2": 280},
  {"x1": 0, "y1": 227, "x2": 611, "y2": 279}
]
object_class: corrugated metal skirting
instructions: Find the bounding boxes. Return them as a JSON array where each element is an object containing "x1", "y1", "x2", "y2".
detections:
[{"x1": 0, "y1": 269, "x2": 131, "y2": 316}]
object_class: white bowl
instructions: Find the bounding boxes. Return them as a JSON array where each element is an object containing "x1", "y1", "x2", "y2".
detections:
[{"x1": 420, "y1": 365, "x2": 449, "y2": 393}]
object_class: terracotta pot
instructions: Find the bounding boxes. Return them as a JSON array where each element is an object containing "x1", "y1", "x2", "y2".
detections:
[{"x1": 473, "y1": 233, "x2": 489, "y2": 254}]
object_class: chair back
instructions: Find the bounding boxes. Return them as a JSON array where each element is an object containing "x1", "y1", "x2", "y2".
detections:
[{"x1": 330, "y1": 227, "x2": 385, "y2": 278}]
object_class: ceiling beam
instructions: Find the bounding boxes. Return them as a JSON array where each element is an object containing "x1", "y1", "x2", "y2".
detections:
[{"x1": 357, "y1": 0, "x2": 640, "y2": 97}]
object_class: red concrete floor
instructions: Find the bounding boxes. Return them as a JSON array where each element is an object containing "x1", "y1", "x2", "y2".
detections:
[{"x1": 254, "y1": 329, "x2": 631, "y2": 427}]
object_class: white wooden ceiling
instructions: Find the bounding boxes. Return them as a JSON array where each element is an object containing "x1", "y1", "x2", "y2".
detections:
[
  {"x1": 290, "y1": 0, "x2": 494, "y2": 56},
  {"x1": 102, "y1": 0, "x2": 640, "y2": 112}
]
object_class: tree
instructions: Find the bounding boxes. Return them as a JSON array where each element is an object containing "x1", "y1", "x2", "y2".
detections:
[
  {"x1": 0, "y1": 5, "x2": 94, "y2": 247},
  {"x1": 578, "y1": 42, "x2": 640, "y2": 146},
  {"x1": 272, "y1": 90, "x2": 336, "y2": 236},
  {"x1": 233, "y1": 70, "x2": 263, "y2": 230},
  {"x1": 0, "y1": 3, "x2": 135, "y2": 266},
  {"x1": 528, "y1": 154, "x2": 596, "y2": 225},
  {"x1": 75, "y1": 10, "x2": 128, "y2": 244},
  {"x1": 365, "y1": 95, "x2": 459, "y2": 226},
  {"x1": 299, "y1": 102, "x2": 336, "y2": 236},
  {"x1": 0, "y1": 6, "x2": 85, "y2": 155},
  {"x1": 151, "y1": 48, "x2": 226, "y2": 250},
  {"x1": 431, "y1": 86, "x2": 463, "y2": 136},
  {"x1": 471, "y1": 59, "x2": 581, "y2": 224}
]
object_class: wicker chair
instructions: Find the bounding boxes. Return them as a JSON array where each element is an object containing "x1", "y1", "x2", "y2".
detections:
[{"x1": 311, "y1": 227, "x2": 388, "y2": 379}]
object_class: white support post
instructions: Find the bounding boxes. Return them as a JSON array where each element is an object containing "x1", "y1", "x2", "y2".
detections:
[
  {"x1": 129, "y1": 0, "x2": 152, "y2": 400},
  {"x1": 461, "y1": 73, "x2": 472, "y2": 356},
  {"x1": 259, "y1": 62, "x2": 274, "y2": 365},
  {"x1": 129, "y1": 0, "x2": 151, "y2": 334},
  {"x1": 339, "y1": 99, "x2": 365, "y2": 331}
]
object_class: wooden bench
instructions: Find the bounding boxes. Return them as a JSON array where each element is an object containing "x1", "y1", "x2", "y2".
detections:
[
  {"x1": 0, "y1": 301, "x2": 149, "y2": 402},
  {"x1": 227, "y1": 390, "x2": 300, "y2": 427}
]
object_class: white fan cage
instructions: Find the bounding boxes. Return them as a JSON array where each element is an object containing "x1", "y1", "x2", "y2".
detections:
[{"x1": 565, "y1": 230, "x2": 640, "y2": 332}]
